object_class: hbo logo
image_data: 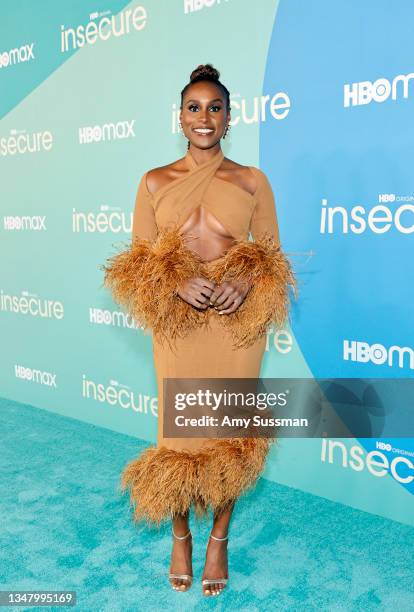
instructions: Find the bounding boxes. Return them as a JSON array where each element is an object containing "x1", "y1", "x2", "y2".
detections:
[
  {"x1": 376, "y1": 441, "x2": 392, "y2": 452},
  {"x1": 184, "y1": 0, "x2": 223, "y2": 13},
  {"x1": 378, "y1": 193, "x2": 396, "y2": 203}
]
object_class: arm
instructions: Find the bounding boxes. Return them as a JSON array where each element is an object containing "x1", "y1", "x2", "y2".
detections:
[
  {"x1": 210, "y1": 167, "x2": 297, "y2": 348},
  {"x1": 249, "y1": 167, "x2": 280, "y2": 244},
  {"x1": 132, "y1": 172, "x2": 158, "y2": 242},
  {"x1": 101, "y1": 172, "x2": 203, "y2": 346}
]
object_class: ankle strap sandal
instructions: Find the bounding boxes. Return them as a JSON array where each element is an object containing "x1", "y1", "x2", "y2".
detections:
[
  {"x1": 202, "y1": 532, "x2": 229, "y2": 595},
  {"x1": 209, "y1": 533, "x2": 228, "y2": 542},
  {"x1": 169, "y1": 529, "x2": 193, "y2": 591}
]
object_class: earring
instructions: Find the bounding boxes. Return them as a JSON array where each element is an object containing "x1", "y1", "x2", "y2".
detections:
[
  {"x1": 179, "y1": 121, "x2": 190, "y2": 149},
  {"x1": 223, "y1": 123, "x2": 231, "y2": 139}
]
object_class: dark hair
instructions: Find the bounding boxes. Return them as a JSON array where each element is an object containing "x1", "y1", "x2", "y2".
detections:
[{"x1": 180, "y1": 64, "x2": 231, "y2": 112}]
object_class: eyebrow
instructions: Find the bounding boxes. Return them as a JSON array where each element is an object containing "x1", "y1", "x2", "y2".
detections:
[{"x1": 185, "y1": 98, "x2": 223, "y2": 104}]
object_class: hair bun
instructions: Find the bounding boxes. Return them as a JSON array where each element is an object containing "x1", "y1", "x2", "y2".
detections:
[{"x1": 190, "y1": 63, "x2": 220, "y2": 83}]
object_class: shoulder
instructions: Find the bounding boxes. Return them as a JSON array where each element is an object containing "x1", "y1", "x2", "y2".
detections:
[
  {"x1": 220, "y1": 157, "x2": 266, "y2": 196},
  {"x1": 247, "y1": 166, "x2": 268, "y2": 180},
  {"x1": 224, "y1": 158, "x2": 273, "y2": 197},
  {"x1": 144, "y1": 158, "x2": 187, "y2": 195},
  {"x1": 247, "y1": 166, "x2": 273, "y2": 196}
]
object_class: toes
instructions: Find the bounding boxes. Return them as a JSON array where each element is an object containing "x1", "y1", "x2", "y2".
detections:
[
  {"x1": 171, "y1": 578, "x2": 190, "y2": 592},
  {"x1": 203, "y1": 581, "x2": 226, "y2": 596},
  {"x1": 212, "y1": 582, "x2": 224, "y2": 595},
  {"x1": 171, "y1": 577, "x2": 186, "y2": 591}
]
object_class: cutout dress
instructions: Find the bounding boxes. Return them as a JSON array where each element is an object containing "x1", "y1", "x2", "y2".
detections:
[{"x1": 102, "y1": 148, "x2": 296, "y2": 524}]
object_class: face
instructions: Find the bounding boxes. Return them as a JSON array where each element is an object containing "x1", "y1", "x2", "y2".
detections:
[{"x1": 180, "y1": 80, "x2": 230, "y2": 149}]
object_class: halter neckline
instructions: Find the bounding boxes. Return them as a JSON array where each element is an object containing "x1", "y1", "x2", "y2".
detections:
[{"x1": 184, "y1": 147, "x2": 224, "y2": 170}]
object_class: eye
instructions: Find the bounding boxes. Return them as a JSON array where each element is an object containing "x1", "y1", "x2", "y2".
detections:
[{"x1": 187, "y1": 104, "x2": 222, "y2": 112}]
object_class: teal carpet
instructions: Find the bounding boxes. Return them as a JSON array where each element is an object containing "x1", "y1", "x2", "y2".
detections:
[{"x1": 1, "y1": 397, "x2": 413, "y2": 612}]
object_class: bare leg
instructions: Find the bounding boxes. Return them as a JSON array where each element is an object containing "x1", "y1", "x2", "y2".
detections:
[
  {"x1": 169, "y1": 512, "x2": 193, "y2": 591},
  {"x1": 202, "y1": 503, "x2": 234, "y2": 596}
]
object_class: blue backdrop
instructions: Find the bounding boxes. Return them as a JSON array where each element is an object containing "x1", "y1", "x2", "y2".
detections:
[{"x1": 1, "y1": 0, "x2": 412, "y2": 526}]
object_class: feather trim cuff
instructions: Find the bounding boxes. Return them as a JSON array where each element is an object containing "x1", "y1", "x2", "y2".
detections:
[
  {"x1": 101, "y1": 227, "x2": 206, "y2": 347},
  {"x1": 101, "y1": 228, "x2": 297, "y2": 348},
  {"x1": 206, "y1": 232, "x2": 297, "y2": 348}
]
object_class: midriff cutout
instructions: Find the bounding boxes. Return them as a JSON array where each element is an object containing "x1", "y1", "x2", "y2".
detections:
[{"x1": 179, "y1": 205, "x2": 237, "y2": 262}]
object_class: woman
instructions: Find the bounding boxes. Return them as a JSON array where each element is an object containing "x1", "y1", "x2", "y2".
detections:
[{"x1": 102, "y1": 64, "x2": 296, "y2": 596}]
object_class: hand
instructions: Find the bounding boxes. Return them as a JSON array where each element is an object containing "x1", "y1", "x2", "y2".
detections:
[
  {"x1": 177, "y1": 276, "x2": 216, "y2": 309},
  {"x1": 209, "y1": 279, "x2": 251, "y2": 315}
]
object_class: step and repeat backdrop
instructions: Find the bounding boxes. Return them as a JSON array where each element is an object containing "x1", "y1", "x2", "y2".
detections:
[{"x1": 1, "y1": 0, "x2": 413, "y2": 526}]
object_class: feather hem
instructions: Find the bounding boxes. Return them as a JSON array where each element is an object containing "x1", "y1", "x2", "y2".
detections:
[{"x1": 120, "y1": 438, "x2": 271, "y2": 525}]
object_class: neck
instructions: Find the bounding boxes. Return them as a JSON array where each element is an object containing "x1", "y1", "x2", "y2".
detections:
[{"x1": 187, "y1": 144, "x2": 222, "y2": 166}]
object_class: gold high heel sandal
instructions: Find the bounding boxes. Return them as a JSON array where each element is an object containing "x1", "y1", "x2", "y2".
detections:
[
  {"x1": 202, "y1": 532, "x2": 229, "y2": 596},
  {"x1": 169, "y1": 528, "x2": 193, "y2": 592}
]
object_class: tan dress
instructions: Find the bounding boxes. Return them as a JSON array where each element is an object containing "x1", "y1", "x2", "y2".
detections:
[{"x1": 102, "y1": 148, "x2": 296, "y2": 524}]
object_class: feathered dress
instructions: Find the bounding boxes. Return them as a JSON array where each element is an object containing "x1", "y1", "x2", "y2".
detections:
[{"x1": 102, "y1": 148, "x2": 296, "y2": 524}]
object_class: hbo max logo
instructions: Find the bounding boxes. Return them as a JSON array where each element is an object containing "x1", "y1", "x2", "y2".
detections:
[
  {"x1": 343, "y1": 340, "x2": 414, "y2": 370},
  {"x1": 184, "y1": 0, "x2": 227, "y2": 13},
  {"x1": 78, "y1": 120, "x2": 135, "y2": 144},
  {"x1": 344, "y1": 71, "x2": 414, "y2": 107},
  {"x1": 0, "y1": 43, "x2": 35, "y2": 69}
]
